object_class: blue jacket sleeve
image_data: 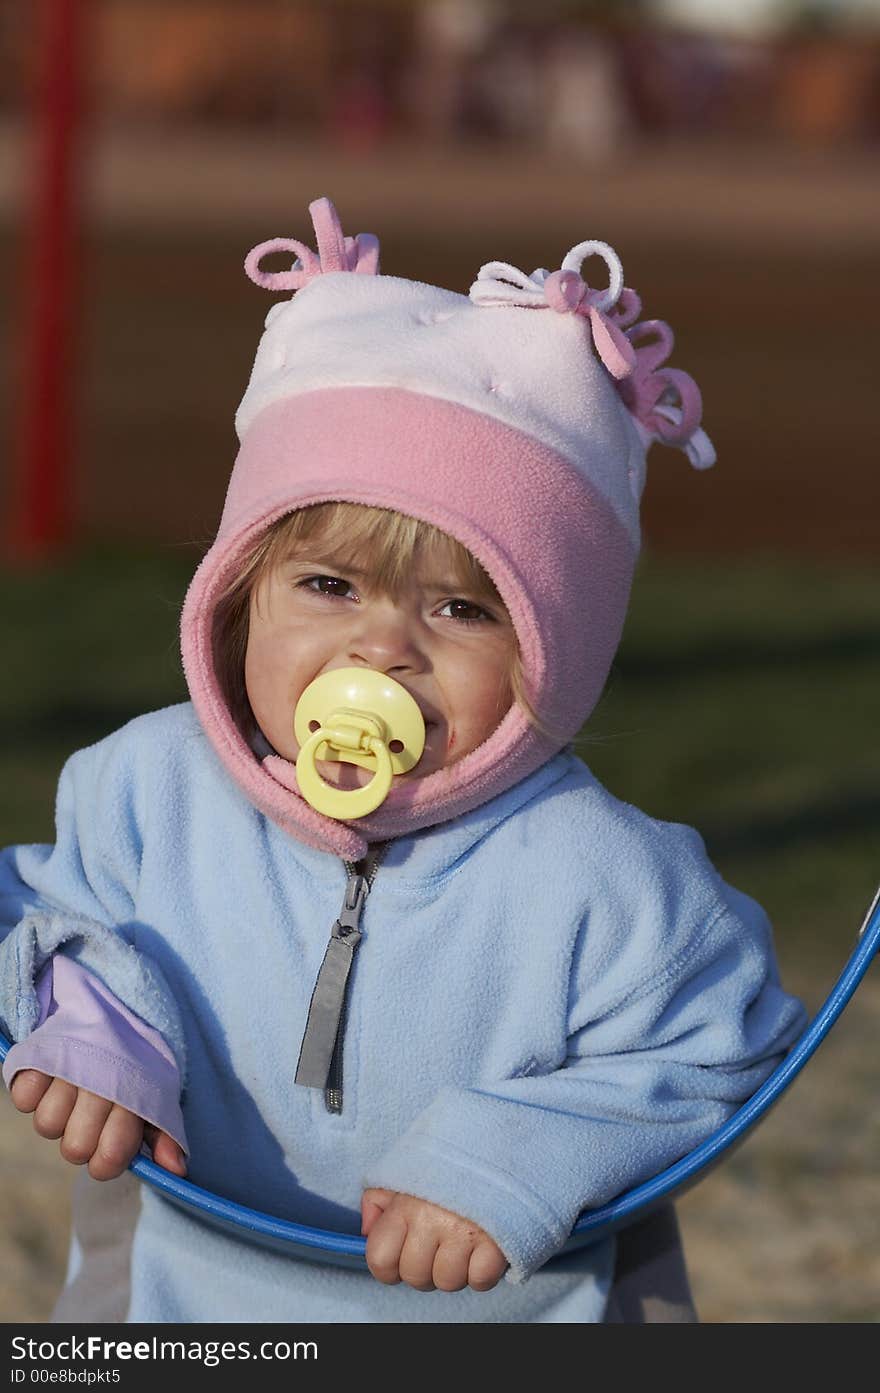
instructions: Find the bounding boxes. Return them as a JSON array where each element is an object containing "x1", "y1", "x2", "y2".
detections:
[
  {"x1": 363, "y1": 881, "x2": 806, "y2": 1283},
  {"x1": 0, "y1": 736, "x2": 187, "y2": 1082}
]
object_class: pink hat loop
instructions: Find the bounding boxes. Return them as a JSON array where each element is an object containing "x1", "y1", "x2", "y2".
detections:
[
  {"x1": 309, "y1": 195, "x2": 348, "y2": 272},
  {"x1": 618, "y1": 317, "x2": 706, "y2": 452},
  {"x1": 607, "y1": 286, "x2": 642, "y2": 330},
  {"x1": 243, "y1": 197, "x2": 380, "y2": 293},
  {"x1": 645, "y1": 368, "x2": 703, "y2": 446},
  {"x1": 626, "y1": 318, "x2": 675, "y2": 377},
  {"x1": 244, "y1": 237, "x2": 321, "y2": 292}
]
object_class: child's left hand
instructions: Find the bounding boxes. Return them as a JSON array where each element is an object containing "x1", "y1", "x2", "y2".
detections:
[{"x1": 361, "y1": 1187, "x2": 508, "y2": 1293}]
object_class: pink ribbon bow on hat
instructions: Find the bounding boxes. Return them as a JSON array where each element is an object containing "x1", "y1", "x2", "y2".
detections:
[{"x1": 470, "y1": 240, "x2": 715, "y2": 469}]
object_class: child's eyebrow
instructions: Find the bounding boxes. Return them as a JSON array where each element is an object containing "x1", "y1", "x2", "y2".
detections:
[
  {"x1": 286, "y1": 551, "x2": 478, "y2": 590},
  {"x1": 285, "y1": 553, "x2": 369, "y2": 579},
  {"x1": 284, "y1": 552, "x2": 493, "y2": 601},
  {"x1": 424, "y1": 579, "x2": 487, "y2": 595}
]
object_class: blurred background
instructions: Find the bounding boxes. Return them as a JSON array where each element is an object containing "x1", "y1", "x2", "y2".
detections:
[{"x1": 1, "y1": 0, "x2": 878, "y2": 1323}]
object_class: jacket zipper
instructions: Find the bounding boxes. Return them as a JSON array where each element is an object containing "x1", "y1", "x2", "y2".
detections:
[{"x1": 294, "y1": 842, "x2": 388, "y2": 1115}]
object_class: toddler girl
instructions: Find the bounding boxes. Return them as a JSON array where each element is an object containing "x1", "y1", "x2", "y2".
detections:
[{"x1": 1, "y1": 198, "x2": 805, "y2": 1323}]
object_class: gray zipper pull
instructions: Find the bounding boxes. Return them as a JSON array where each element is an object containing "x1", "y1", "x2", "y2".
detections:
[{"x1": 295, "y1": 871, "x2": 369, "y2": 1091}]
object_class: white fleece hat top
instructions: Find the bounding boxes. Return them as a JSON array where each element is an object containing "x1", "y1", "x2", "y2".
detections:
[{"x1": 181, "y1": 197, "x2": 714, "y2": 860}]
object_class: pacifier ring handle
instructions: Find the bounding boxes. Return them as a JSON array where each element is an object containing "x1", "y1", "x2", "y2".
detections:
[{"x1": 296, "y1": 726, "x2": 394, "y2": 820}]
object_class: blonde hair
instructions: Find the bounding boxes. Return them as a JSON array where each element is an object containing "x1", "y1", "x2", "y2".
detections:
[{"x1": 212, "y1": 502, "x2": 549, "y2": 740}]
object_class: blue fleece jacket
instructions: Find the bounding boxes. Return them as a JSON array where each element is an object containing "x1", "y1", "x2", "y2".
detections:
[{"x1": 0, "y1": 703, "x2": 805, "y2": 1322}]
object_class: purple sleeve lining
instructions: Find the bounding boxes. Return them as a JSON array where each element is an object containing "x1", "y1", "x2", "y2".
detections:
[{"x1": 2, "y1": 956, "x2": 189, "y2": 1156}]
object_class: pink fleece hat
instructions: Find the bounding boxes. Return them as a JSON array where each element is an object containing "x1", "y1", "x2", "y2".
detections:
[{"x1": 181, "y1": 197, "x2": 714, "y2": 859}]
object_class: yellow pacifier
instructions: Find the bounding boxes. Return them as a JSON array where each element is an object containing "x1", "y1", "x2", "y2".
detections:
[{"x1": 293, "y1": 668, "x2": 426, "y2": 820}]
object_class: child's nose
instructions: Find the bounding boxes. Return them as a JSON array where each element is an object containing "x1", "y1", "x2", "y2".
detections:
[{"x1": 346, "y1": 606, "x2": 426, "y2": 676}]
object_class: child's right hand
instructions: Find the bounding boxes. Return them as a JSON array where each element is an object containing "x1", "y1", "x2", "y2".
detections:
[{"x1": 9, "y1": 1069, "x2": 187, "y2": 1181}]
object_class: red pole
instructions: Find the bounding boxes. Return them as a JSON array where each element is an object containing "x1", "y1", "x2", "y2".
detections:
[{"x1": 7, "y1": 0, "x2": 90, "y2": 562}]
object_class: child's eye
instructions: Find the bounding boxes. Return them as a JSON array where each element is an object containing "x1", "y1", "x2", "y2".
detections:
[
  {"x1": 437, "y1": 598, "x2": 492, "y2": 625},
  {"x1": 300, "y1": 575, "x2": 356, "y2": 600}
]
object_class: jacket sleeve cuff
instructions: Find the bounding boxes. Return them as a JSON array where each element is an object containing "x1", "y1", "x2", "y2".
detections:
[
  {"x1": 362, "y1": 1105, "x2": 571, "y2": 1284},
  {"x1": 0, "y1": 910, "x2": 187, "y2": 1082},
  {"x1": 2, "y1": 957, "x2": 189, "y2": 1156}
]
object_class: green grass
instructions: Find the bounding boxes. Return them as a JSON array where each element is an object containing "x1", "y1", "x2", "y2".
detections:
[
  {"x1": 580, "y1": 555, "x2": 880, "y2": 988},
  {"x1": 0, "y1": 545, "x2": 194, "y2": 836},
  {"x1": 2, "y1": 548, "x2": 877, "y2": 995}
]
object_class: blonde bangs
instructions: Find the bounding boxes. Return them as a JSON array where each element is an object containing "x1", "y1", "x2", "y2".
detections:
[{"x1": 256, "y1": 503, "x2": 502, "y2": 609}]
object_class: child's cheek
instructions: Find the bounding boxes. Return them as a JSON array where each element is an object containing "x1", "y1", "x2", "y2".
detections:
[{"x1": 244, "y1": 634, "x2": 294, "y2": 753}]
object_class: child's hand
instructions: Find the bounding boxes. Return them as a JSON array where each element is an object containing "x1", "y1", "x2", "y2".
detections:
[
  {"x1": 361, "y1": 1187, "x2": 507, "y2": 1293},
  {"x1": 9, "y1": 1069, "x2": 186, "y2": 1181}
]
